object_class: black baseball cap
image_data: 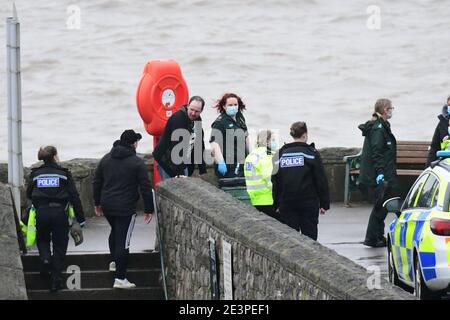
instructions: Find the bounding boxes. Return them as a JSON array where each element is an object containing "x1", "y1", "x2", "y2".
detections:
[{"x1": 120, "y1": 129, "x2": 142, "y2": 144}]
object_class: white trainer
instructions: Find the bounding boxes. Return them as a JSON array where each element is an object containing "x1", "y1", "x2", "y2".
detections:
[
  {"x1": 113, "y1": 278, "x2": 136, "y2": 289},
  {"x1": 109, "y1": 261, "x2": 116, "y2": 272}
]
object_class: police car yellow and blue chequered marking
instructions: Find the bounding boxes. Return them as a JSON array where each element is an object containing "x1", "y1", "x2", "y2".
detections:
[
  {"x1": 420, "y1": 252, "x2": 437, "y2": 280},
  {"x1": 399, "y1": 212, "x2": 412, "y2": 247},
  {"x1": 389, "y1": 210, "x2": 437, "y2": 282}
]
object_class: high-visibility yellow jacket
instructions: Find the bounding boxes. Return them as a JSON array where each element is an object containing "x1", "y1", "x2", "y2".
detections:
[
  {"x1": 21, "y1": 205, "x2": 75, "y2": 247},
  {"x1": 244, "y1": 147, "x2": 274, "y2": 206},
  {"x1": 23, "y1": 207, "x2": 37, "y2": 247}
]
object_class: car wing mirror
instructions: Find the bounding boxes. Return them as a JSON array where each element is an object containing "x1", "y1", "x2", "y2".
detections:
[{"x1": 383, "y1": 197, "x2": 402, "y2": 217}]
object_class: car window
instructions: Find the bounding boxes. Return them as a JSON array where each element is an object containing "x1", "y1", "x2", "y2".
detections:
[
  {"x1": 431, "y1": 181, "x2": 440, "y2": 208},
  {"x1": 404, "y1": 174, "x2": 429, "y2": 210},
  {"x1": 416, "y1": 174, "x2": 439, "y2": 208}
]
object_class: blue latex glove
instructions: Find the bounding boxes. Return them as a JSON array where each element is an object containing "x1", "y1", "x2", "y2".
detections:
[
  {"x1": 217, "y1": 160, "x2": 227, "y2": 176},
  {"x1": 376, "y1": 173, "x2": 384, "y2": 185}
]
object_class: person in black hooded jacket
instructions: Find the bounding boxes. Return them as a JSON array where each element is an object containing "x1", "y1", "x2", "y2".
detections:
[
  {"x1": 271, "y1": 121, "x2": 330, "y2": 241},
  {"x1": 426, "y1": 96, "x2": 450, "y2": 167},
  {"x1": 93, "y1": 129, "x2": 154, "y2": 289}
]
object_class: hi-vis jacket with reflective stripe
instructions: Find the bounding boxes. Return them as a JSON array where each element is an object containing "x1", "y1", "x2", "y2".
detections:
[
  {"x1": 244, "y1": 147, "x2": 274, "y2": 206},
  {"x1": 20, "y1": 205, "x2": 75, "y2": 247},
  {"x1": 22, "y1": 207, "x2": 37, "y2": 247}
]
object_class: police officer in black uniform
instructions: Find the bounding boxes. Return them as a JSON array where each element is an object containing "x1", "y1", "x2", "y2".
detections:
[
  {"x1": 272, "y1": 122, "x2": 330, "y2": 241},
  {"x1": 26, "y1": 146, "x2": 85, "y2": 292}
]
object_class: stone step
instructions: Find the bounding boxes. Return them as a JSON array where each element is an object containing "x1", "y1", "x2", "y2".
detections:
[
  {"x1": 22, "y1": 251, "x2": 161, "y2": 272},
  {"x1": 27, "y1": 287, "x2": 165, "y2": 300},
  {"x1": 25, "y1": 269, "x2": 161, "y2": 291}
]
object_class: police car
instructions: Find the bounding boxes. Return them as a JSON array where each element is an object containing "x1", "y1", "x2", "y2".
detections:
[{"x1": 384, "y1": 151, "x2": 450, "y2": 299}]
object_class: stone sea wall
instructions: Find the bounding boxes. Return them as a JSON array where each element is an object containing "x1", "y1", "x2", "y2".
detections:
[
  {"x1": 0, "y1": 183, "x2": 27, "y2": 299},
  {"x1": 155, "y1": 178, "x2": 415, "y2": 300}
]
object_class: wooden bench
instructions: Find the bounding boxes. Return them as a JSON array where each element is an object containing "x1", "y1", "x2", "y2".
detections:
[{"x1": 343, "y1": 141, "x2": 430, "y2": 206}]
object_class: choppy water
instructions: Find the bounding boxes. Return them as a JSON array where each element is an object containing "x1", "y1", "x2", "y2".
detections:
[{"x1": 1, "y1": 0, "x2": 449, "y2": 165}]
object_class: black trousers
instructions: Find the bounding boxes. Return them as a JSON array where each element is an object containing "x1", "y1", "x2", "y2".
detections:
[
  {"x1": 279, "y1": 199, "x2": 320, "y2": 241},
  {"x1": 365, "y1": 186, "x2": 393, "y2": 242},
  {"x1": 104, "y1": 213, "x2": 137, "y2": 280},
  {"x1": 36, "y1": 206, "x2": 70, "y2": 282},
  {"x1": 255, "y1": 205, "x2": 278, "y2": 221}
]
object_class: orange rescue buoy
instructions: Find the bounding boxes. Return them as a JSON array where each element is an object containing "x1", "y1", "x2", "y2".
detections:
[{"x1": 136, "y1": 60, "x2": 189, "y2": 137}]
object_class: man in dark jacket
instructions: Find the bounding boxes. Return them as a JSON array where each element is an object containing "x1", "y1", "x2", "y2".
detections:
[
  {"x1": 153, "y1": 96, "x2": 207, "y2": 180},
  {"x1": 93, "y1": 129, "x2": 154, "y2": 289},
  {"x1": 272, "y1": 121, "x2": 330, "y2": 241},
  {"x1": 359, "y1": 99, "x2": 397, "y2": 247},
  {"x1": 426, "y1": 96, "x2": 450, "y2": 167}
]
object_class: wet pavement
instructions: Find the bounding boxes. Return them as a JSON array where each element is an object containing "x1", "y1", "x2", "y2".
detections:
[{"x1": 317, "y1": 202, "x2": 395, "y2": 281}]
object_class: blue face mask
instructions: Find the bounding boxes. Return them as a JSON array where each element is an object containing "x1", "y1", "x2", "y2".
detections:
[
  {"x1": 225, "y1": 106, "x2": 238, "y2": 117},
  {"x1": 270, "y1": 142, "x2": 278, "y2": 150},
  {"x1": 447, "y1": 105, "x2": 450, "y2": 115}
]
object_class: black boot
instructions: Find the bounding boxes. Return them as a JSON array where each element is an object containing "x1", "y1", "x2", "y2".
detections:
[
  {"x1": 39, "y1": 259, "x2": 51, "y2": 280},
  {"x1": 49, "y1": 276, "x2": 63, "y2": 293},
  {"x1": 363, "y1": 238, "x2": 387, "y2": 248}
]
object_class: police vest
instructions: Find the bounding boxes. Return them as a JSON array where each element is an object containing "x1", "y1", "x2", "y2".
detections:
[{"x1": 244, "y1": 147, "x2": 274, "y2": 206}]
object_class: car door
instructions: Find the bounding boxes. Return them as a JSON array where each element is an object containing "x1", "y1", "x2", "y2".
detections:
[
  {"x1": 394, "y1": 173, "x2": 430, "y2": 283},
  {"x1": 406, "y1": 173, "x2": 440, "y2": 282}
]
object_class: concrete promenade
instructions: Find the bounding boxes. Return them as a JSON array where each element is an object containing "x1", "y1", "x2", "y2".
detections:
[{"x1": 318, "y1": 203, "x2": 395, "y2": 280}]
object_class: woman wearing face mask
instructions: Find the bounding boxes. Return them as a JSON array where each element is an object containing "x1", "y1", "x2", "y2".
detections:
[
  {"x1": 358, "y1": 98, "x2": 397, "y2": 247},
  {"x1": 426, "y1": 95, "x2": 450, "y2": 167},
  {"x1": 210, "y1": 93, "x2": 249, "y2": 178}
]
